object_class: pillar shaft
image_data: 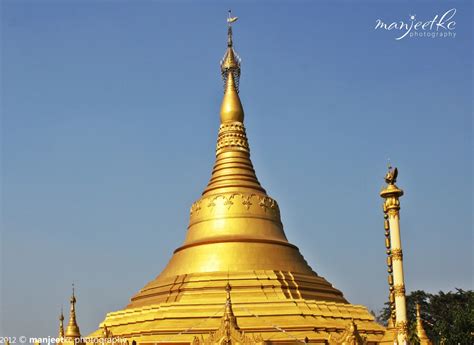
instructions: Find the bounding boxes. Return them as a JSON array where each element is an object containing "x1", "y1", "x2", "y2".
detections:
[
  {"x1": 381, "y1": 167, "x2": 407, "y2": 344},
  {"x1": 388, "y1": 212, "x2": 408, "y2": 344}
]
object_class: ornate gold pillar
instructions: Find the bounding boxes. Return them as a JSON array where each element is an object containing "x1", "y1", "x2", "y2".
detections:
[{"x1": 380, "y1": 167, "x2": 408, "y2": 344}]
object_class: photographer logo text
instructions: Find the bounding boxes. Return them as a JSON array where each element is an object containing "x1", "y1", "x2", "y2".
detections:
[{"x1": 375, "y1": 8, "x2": 457, "y2": 40}]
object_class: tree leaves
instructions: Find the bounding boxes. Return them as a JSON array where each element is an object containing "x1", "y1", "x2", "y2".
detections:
[{"x1": 377, "y1": 289, "x2": 474, "y2": 344}]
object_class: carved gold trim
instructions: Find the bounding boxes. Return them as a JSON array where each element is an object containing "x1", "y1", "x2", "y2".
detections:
[
  {"x1": 396, "y1": 321, "x2": 409, "y2": 336},
  {"x1": 327, "y1": 320, "x2": 368, "y2": 345},
  {"x1": 393, "y1": 284, "x2": 406, "y2": 297},
  {"x1": 391, "y1": 249, "x2": 403, "y2": 261},
  {"x1": 189, "y1": 193, "x2": 281, "y2": 224},
  {"x1": 192, "y1": 283, "x2": 264, "y2": 345},
  {"x1": 383, "y1": 195, "x2": 401, "y2": 217},
  {"x1": 216, "y1": 122, "x2": 250, "y2": 154}
]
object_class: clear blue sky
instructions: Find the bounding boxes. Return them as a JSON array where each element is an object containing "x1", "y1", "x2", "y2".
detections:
[{"x1": 1, "y1": 0, "x2": 472, "y2": 339}]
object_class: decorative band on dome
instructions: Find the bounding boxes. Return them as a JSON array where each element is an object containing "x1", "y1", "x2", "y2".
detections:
[{"x1": 216, "y1": 122, "x2": 250, "y2": 154}]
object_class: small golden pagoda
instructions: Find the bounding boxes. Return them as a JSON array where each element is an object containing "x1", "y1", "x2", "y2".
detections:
[
  {"x1": 192, "y1": 283, "x2": 265, "y2": 344},
  {"x1": 82, "y1": 13, "x2": 403, "y2": 344},
  {"x1": 65, "y1": 287, "x2": 81, "y2": 341},
  {"x1": 415, "y1": 304, "x2": 432, "y2": 345},
  {"x1": 57, "y1": 286, "x2": 83, "y2": 345},
  {"x1": 58, "y1": 308, "x2": 65, "y2": 340}
]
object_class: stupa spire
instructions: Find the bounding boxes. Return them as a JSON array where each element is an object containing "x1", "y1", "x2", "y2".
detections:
[
  {"x1": 58, "y1": 308, "x2": 65, "y2": 339},
  {"x1": 220, "y1": 10, "x2": 243, "y2": 123},
  {"x1": 223, "y1": 283, "x2": 238, "y2": 328},
  {"x1": 416, "y1": 303, "x2": 432, "y2": 345},
  {"x1": 221, "y1": 11, "x2": 241, "y2": 88},
  {"x1": 220, "y1": 70, "x2": 244, "y2": 123},
  {"x1": 203, "y1": 12, "x2": 263, "y2": 196},
  {"x1": 126, "y1": 11, "x2": 346, "y2": 315},
  {"x1": 65, "y1": 284, "x2": 81, "y2": 339}
]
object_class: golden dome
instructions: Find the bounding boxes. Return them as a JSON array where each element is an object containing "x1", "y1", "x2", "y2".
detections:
[{"x1": 89, "y1": 14, "x2": 387, "y2": 344}]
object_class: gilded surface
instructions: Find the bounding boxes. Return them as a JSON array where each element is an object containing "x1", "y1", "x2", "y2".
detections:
[
  {"x1": 220, "y1": 13, "x2": 241, "y2": 94},
  {"x1": 396, "y1": 321, "x2": 409, "y2": 336},
  {"x1": 192, "y1": 284, "x2": 264, "y2": 345},
  {"x1": 58, "y1": 310, "x2": 65, "y2": 339},
  {"x1": 381, "y1": 166, "x2": 408, "y2": 344},
  {"x1": 393, "y1": 284, "x2": 406, "y2": 297},
  {"x1": 416, "y1": 303, "x2": 433, "y2": 345},
  {"x1": 65, "y1": 287, "x2": 81, "y2": 339},
  {"x1": 328, "y1": 320, "x2": 368, "y2": 345},
  {"x1": 84, "y1": 13, "x2": 391, "y2": 344},
  {"x1": 190, "y1": 193, "x2": 280, "y2": 221},
  {"x1": 391, "y1": 249, "x2": 403, "y2": 261},
  {"x1": 215, "y1": 122, "x2": 250, "y2": 154}
]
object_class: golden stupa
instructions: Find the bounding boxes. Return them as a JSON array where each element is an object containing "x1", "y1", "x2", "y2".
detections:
[
  {"x1": 73, "y1": 14, "x2": 410, "y2": 344},
  {"x1": 415, "y1": 304, "x2": 432, "y2": 345}
]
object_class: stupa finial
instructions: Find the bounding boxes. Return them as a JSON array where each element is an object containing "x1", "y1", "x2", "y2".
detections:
[
  {"x1": 220, "y1": 11, "x2": 243, "y2": 123},
  {"x1": 58, "y1": 308, "x2": 65, "y2": 339},
  {"x1": 227, "y1": 10, "x2": 238, "y2": 47},
  {"x1": 224, "y1": 283, "x2": 238, "y2": 328},
  {"x1": 65, "y1": 283, "x2": 81, "y2": 339}
]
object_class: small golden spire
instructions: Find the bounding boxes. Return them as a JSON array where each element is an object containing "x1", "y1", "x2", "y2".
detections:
[
  {"x1": 328, "y1": 320, "x2": 367, "y2": 345},
  {"x1": 65, "y1": 284, "x2": 81, "y2": 339},
  {"x1": 416, "y1": 303, "x2": 432, "y2": 345},
  {"x1": 224, "y1": 283, "x2": 238, "y2": 328},
  {"x1": 220, "y1": 10, "x2": 244, "y2": 124},
  {"x1": 222, "y1": 10, "x2": 240, "y2": 74},
  {"x1": 192, "y1": 283, "x2": 265, "y2": 344},
  {"x1": 220, "y1": 71, "x2": 244, "y2": 123},
  {"x1": 58, "y1": 308, "x2": 65, "y2": 339}
]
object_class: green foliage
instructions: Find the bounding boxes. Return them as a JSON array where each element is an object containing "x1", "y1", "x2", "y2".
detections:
[{"x1": 378, "y1": 289, "x2": 474, "y2": 344}]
